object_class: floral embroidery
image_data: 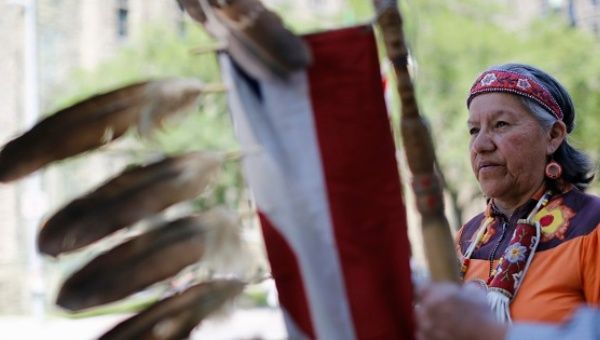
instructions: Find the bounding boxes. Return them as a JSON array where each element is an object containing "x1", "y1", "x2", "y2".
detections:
[
  {"x1": 465, "y1": 217, "x2": 496, "y2": 252},
  {"x1": 460, "y1": 192, "x2": 553, "y2": 307},
  {"x1": 486, "y1": 219, "x2": 540, "y2": 297},
  {"x1": 516, "y1": 78, "x2": 531, "y2": 89},
  {"x1": 511, "y1": 271, "x2": 523, "y2": 290},
  {"x1": 505, "y1": 243, "x2": 527, "y2": 263},
  {"x1": 468, "y1": 70, "x2": 563, "y2": 119},
  {"x1": 491, "y1": 259, "x2": 503, "y2": 277},
  {"x1": 529, "y1": 235, "x2": 539, "y2": 250},
  {"x1": 479, "y1": 219, "x2": 497, "y2": 246},
  {"x1": 480, "y1": 72, "x2": 497, "y2": 86},
  {"x1": 534, "y1": 198, "x2": 575, "y2": 242}
]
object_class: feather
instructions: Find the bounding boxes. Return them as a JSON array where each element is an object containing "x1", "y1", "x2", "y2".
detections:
[
  {"x1": 178, "y1": 0, "x2": 312, "y2": 80},
  {"x1": 215, "y1": 0, "x2": 312, "y2": 71},
  {"x1": 199, "y1": 207, "x2": 252, "y2": 277},
  {"x1": 98, "y1": 279, "x2": 244, "y2": 340},
  {"x1": 178, "y1": 0, "x2": 207, "y2": 24},
  {"x1": 37, "y1": 151, "x2": 223, "y2": 257},
  {"x1": 0, "y1": 78, "x2": 204, "y2": 182},
  {"x1": 56, "y1": 210, "x2": 241, "y2": 311}
]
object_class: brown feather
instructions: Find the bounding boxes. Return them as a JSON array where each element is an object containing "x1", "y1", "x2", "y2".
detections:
[
  {"x1": 56, "y1": 212, "x2": 238, "y2": 311},
  {"x1": 214, "y1": 0, "x2": 312, "y2": 71},
  {"x1": 37, "y1": 151, "x2": 223, "y2": 257},
  {"x1": 98, "y1": 280, "x2": 244, "y2": 340},
  {"x1": 177, "y1": 0, "x2": 207, "y2": 24},
  {"x1": 179, "y1": 0, "x2": 312, "y2": 79},
  {"x1": 0, "y1": 78, "x2": 203, "y2": 182}
]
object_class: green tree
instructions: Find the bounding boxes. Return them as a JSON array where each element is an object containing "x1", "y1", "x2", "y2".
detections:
[
  {"x1": 50, "y1": 2, "x2": 600, "y2": 224},
  {"x1": 49, "y1": 23, "x2": 243, "y2": 210},
  {"x1": 410, "y1": 2, "x2": 600, "y2": 224}
]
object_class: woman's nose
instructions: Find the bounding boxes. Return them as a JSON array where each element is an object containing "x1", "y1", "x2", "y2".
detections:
[{"x1": 471, "y1": 131, "x2": 495, "y2": 153}]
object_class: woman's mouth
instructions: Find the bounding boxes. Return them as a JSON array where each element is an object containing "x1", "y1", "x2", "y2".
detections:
[{"x1": 478, "y1": 162, "x2": 502, "y2": 175}]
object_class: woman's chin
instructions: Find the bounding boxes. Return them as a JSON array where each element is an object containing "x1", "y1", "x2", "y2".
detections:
[{"x1": 478, "y1": 183, "x2": 507, "y2": 201}]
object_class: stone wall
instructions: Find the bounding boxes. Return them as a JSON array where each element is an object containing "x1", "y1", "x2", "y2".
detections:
[
  {"x1": 0, "y1": 0, "x2": 182, "y2": 315},
  {"x1": 569, "y1": 0, "x2": 600, "y2": 35},
  {"x1": 0, "y1": 3, "x2": 28, "y2": 315}
]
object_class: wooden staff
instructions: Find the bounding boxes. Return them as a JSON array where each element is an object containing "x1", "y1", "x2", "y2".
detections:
[{"x1": 373, "y1": 0, "x2": 459, "y2": 282}]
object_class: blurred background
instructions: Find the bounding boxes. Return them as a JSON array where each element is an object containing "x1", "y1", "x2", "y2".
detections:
[{"x1": 0, "y1": 0, "x2": 598, "y2": 338}]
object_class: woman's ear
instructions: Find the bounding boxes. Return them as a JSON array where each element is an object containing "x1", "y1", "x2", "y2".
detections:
[{"x1": 547, "y1": 121, "x2": 567, "y2": 155}]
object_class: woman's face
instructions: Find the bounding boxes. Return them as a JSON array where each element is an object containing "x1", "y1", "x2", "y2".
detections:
[{"x1": 468, "y1": 93, "x2": 552, "y2": 208}]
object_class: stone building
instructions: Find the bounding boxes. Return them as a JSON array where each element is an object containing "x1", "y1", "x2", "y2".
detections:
[
  {"x1": 565, "y1": 0, "x2": 600, "y2": 34},
  {"x1": 0, "y1": 0, "x2": 184, "y2": 315},
  {"x1": 0, "y1": 2, "x2": 36, "y2": 316},
  {"x1": 502, "y1": 0, "x2": 600, "y2": 35}
]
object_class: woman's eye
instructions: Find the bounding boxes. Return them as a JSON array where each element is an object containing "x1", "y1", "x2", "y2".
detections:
[
  {"x1": 495, "y1": 121, "x2": 508, "y2": 128},
  {"x1": 469, "y1": 127, "x2": 479, "y2": 136}
]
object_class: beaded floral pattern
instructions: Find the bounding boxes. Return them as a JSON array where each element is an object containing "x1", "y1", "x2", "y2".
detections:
[
  {"x1": 467, "y1": 70, "x2": 563, "y2": 120},
  {"x1": 479, "y1": 218, "x2": 497, "y2": 246},
  {"x1": 534, "y1": 198, "x2": 576, "y2": 242},
  {"x1": 487, "y1": 221, "x2": 539, "y2": 296},
  {"x1": 461, "y1": 192, "x2": 553, "y2": 299}
]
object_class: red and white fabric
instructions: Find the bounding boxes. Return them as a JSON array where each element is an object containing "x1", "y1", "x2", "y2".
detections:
[{"x1": 222, "y1": 25, "x2": 414, "y2": 340}]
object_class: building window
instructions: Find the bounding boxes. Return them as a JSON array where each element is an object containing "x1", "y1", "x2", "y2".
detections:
[
  {"x1": 563, "y1": 0, "x2": 577, "y2": 27},
  {"x1": 176, "y1": 1, "x2": 187, "y2": 37},
  {"x1": 117, "y1": 0, "x2": 129, "y2": 39}
]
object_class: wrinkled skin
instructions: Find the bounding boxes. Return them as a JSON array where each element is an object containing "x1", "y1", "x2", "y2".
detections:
[{"x1": 467, "y1": 93, "x2": 566, "y2": 216}]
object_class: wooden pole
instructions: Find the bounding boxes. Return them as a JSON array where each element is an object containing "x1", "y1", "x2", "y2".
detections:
[{"x1": 373, "y1": 0, "x2": 459, "y2": 282}]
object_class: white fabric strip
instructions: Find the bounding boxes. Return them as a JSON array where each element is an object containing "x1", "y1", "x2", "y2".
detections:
[{"x1": 221, "y1": 56, "x2": 357, "y2": 340}]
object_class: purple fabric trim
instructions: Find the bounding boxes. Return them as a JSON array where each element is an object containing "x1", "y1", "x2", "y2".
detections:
[{"x1": 459, "y1": 189, "x2": 600, "y2": 259}]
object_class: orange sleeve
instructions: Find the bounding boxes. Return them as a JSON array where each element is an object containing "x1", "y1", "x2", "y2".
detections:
[{"x1": 580, "y1": 224, "x2": 600, "y2": 305}]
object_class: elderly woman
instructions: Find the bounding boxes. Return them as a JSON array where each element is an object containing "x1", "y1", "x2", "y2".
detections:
[{"x1": 457, "y1": 63, "x2": 599, "y2": 324}]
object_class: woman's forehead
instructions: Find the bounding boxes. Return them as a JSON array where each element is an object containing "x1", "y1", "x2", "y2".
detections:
[
  {"x1": 467, "y1": 108, "x2": 519, "y2": 122},
  {"x1": 468, "y1": 93, "x2": 528, "y2": 121}
]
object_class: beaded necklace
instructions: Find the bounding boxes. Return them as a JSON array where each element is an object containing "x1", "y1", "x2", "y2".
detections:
[{"x1": 460, "y1": 191, "x2": 553, "y2": 323}]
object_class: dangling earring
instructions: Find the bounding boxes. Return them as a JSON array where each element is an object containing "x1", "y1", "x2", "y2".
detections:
[{"x1": 545, "y1": 161, "x2": 562, "y2": 180}]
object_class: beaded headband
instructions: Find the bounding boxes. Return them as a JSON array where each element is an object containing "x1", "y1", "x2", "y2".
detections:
[{"x1": 467, "y1": 70, "x2": 564, "y2": 120}]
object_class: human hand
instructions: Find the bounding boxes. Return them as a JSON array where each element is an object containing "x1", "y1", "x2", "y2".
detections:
[{"x1": 415, "y1": 282, "x2": 508, "y2": 340}]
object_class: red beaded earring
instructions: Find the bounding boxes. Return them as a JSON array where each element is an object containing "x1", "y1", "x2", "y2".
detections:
[{"x1": 545, "y1": 161, "x2": 562, "y2": 180}]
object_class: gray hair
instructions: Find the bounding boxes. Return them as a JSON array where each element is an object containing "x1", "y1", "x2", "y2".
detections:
[
  {"x1": 519, "y1": 97, "x2": 594, "y2": 191},
  {"x1": 472, "y1": 63, "x2": 595, "y2": 191}
]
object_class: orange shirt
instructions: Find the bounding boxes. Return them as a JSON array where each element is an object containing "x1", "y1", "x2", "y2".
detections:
[{"x1": 458, "y1": 188, "x2": 600, "y2": 323}]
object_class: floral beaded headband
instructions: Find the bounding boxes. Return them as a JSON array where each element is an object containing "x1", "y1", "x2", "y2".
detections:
[{"x1": 466, "y1": 70, "x2": 564, "y2": 120}]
